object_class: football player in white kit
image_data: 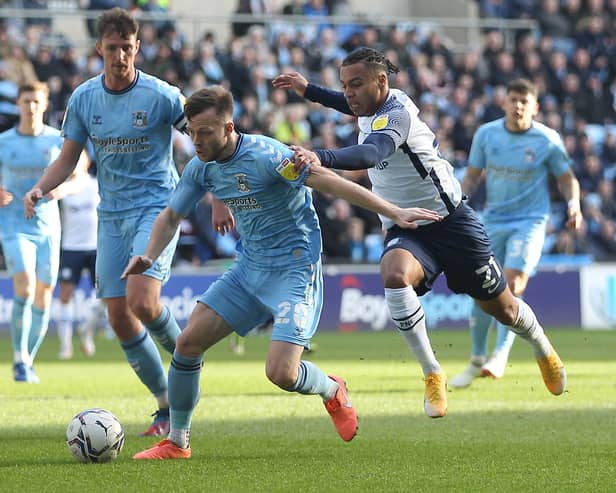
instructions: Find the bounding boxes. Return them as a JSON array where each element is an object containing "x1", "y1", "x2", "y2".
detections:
[
  {"x1": 57, "y1": 162, "x2": 107, "y2": 359},
  {"x1": 273, "y1": 47, "x2": 567, "y2": 418}
]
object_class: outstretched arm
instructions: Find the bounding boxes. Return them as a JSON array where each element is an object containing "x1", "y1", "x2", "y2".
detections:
[
  {"x1": 291, "y1": 134, "x2": 395, "y2": 173},
  {"x1": 305, "y1": 166, "x2": 442, "y2": 228},
  {"x1": 121, "y1": 207, "x2": 183, "y2": 279},
  {"x1": 272, "y1": 72, "x2": 353, "y2": 115}
]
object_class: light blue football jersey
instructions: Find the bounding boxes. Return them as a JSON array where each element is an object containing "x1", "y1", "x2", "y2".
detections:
[
  {"x1": 469, "y1": 119, "x2": 571, "y2": 222},
  {"x1": 61, "y1": 71, "x2": 186, "y2": 218},
  {"x1": 0, "y1": 125, "x2": 62, "y2": 236},
  {"x1": 170, "y1": 133, "x2": 322, "y2": 270}
]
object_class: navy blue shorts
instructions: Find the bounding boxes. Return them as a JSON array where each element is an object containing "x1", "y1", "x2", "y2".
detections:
[
  {"x1": 59, "y1": 249, "x2": 97, "y2": 287},
  {"x1": 383, "y1": 202, "x2": 506, "y2": 301}
]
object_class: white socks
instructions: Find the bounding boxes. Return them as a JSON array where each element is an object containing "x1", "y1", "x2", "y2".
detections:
[
  {"x1": 510, "y1": 298, "x2": 551, "y2": 358},
  {"x1": 385, "y1": 286, "x2": 441, "y2": 376},
  {"x1": 169, "y1": 428, "x2": 190, "y2": 449},
  {"x1": 57, "y1": 302, "x2": 74, "y2": 350}
]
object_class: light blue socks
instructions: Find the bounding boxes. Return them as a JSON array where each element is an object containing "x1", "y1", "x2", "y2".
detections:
[
  {"x1": 121, "y1": 331, "x2": 167, "y2": 396},
  {"x1": 146, "y1": 305, "x2": 181, "y2": 354},
  {"x1": 11, "y1": 296, "x2": 32, "y2": 363},
  {"x1": 168, "y1": 352, "x2": 203, "y2": 430},
  {"x1": 285, "y1": 360, "x2": 337, "y2": 400},
  {"x1": 28, "y1": 305, "x2": 50, "y2": 361}
]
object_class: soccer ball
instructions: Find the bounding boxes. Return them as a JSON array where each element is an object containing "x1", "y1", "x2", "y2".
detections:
[{"x1": 66, "y1": 408, "x2": 125, "y2": 463}]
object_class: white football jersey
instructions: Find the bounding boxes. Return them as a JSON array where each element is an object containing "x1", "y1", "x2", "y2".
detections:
[
  {"x1": 358, "y1": 89, "x2": 462, "y2": 229},
  {"x1": 60, "y1": 174, "x2": 99, "y2": 251}
]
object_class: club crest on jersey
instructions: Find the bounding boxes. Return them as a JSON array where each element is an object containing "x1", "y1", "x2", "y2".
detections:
[
  {"x1": 276, "y1": 158, "x2": 299, "y2": 180},
  {"x1": 235, "y1": 173, "x2": 250, "y2": 192},
  {"x1": 372, "y1": 114, "x2": 389, "y2": 131},
  {"x1": 92, "y1": 115, "x2": 102, "y2": 125},
  {"x1": 132, "y1": 111, "x2": 148, "y2": 128},
  {"x1": 524, "y1": 148, "x2": 535, "y2": 163}
]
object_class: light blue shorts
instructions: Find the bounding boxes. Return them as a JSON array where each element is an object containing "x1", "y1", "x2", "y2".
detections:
[
  {"x1": 96, "y1": 210, "x2": 180, "y2": 298},
  {"x1": 0, "y1": 231, "x2": 60, "y2": 286},
  {"x1": 200, "y1": 261, "x2": 323, "y2": 348},
  {"x1": 485, "y1": 218, "x2": 547, "y2": 275}
]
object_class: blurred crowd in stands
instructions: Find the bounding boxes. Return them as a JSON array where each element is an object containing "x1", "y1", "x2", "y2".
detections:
[{"x1": 0, "y1": 0, "x2": 616, "y2": 267}]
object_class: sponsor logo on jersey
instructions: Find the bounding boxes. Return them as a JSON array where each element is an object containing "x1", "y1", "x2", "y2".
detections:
[
  {"x1": 276, "y1": 158, "x2": 299, "y2": 180},
  {"x1": 371, "y1": 114, "x2": 389, "y2": 131},
  {"x1": 90, "y1": 135, "x2": 151, "y2": 154},
  {"x1": 224, "y1": 196, "x2": 261, "y2": 211},
  {"x1": 132, "y1": 111, "x2": 148, "y2": 128},
  {"x1": 235, "y1": 173, "x2": 250, "y2": 192}
]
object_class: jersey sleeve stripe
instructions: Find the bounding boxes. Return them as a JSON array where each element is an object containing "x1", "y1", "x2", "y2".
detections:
[{"x1": 173, "y1": 115, "x2": 188, "y2": 134}]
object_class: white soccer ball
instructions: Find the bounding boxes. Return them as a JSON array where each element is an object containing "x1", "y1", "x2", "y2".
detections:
[{"x1": 66, "y1": 408, "x2": 125, "y2": 463}]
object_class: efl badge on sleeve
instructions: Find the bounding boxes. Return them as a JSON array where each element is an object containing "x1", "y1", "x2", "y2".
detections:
[
  {"x1": 371, "y1": 114, "x2": 389, "y2": 131},
  {"x1": 276, "y1": 158, "x2": 299, "y2": 180}
]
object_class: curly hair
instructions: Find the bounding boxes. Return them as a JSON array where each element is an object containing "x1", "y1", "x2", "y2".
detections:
[
  {"x1": 96, "y1": 7, "x2": 139, "y2": 40},
  {"x1": 342, "y1": 47, "x2": 400, "y2": 76}
]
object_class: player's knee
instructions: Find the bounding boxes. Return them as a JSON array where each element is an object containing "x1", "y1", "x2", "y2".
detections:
[
  {"x1": 265, "y1": 363, "x2": 295, "y2": 389},
  {"x1": 13, "y1": 284, "x2": 34, "y2": 300},
  {"x1": 381, "y1": 269, "x2": 411, "y2": 289},
  {"x1": 493, "y1": 301, "x2": 518, "y2": 326},
  {"x1": 175, "y1": 330, "x2": 201, "y2": 357},
  {"x1": 127, "y1": 296, "x2": 158, "y2": 323},
  {"x1": 106, "y1": 311, "x2": 134, "y2": 340},
  {"x1": 508, "y1": 278, "x2": 527, "y2": 297}
]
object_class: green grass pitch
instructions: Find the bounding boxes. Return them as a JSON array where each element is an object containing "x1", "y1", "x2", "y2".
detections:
[{"x1": 1, "y1": 328, "x2": 615, "y2": 492}]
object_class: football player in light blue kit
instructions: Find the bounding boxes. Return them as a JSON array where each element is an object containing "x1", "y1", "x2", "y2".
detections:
[
  {"x1": 124, "y1": 85, "x2": 443, "y2": 459},
  {"x1": 451, "y1": 78, "x2": 582, "y2": 388},
  {"x1": 24, "y1": 8, "x2": 191, "y2": 435},
  {"x1": 0, "y1": 82, "x2": 79, "y2": 383}
]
